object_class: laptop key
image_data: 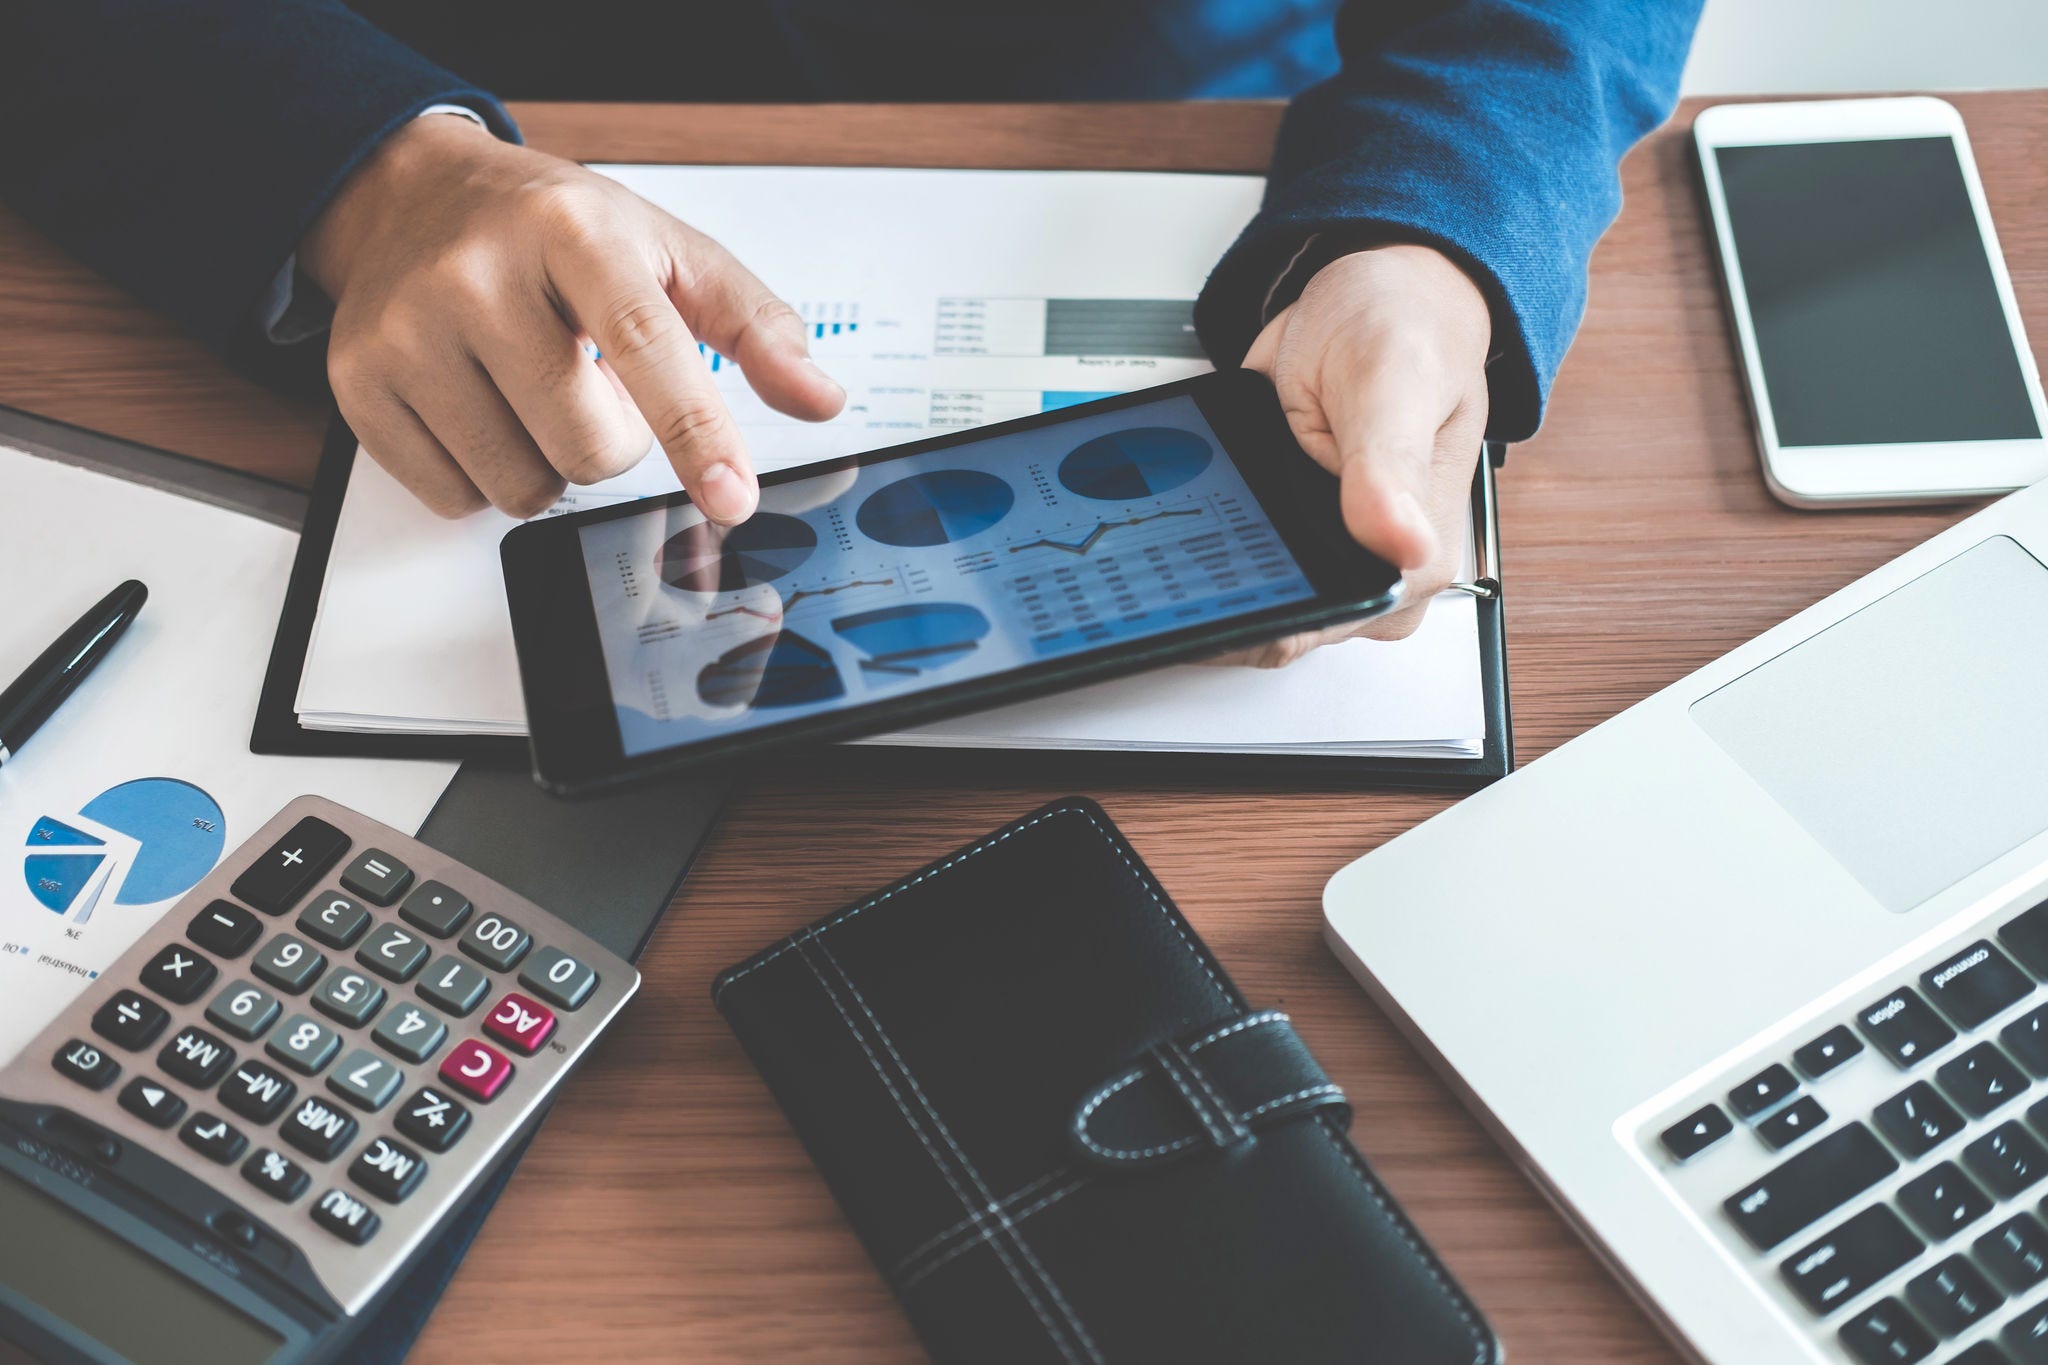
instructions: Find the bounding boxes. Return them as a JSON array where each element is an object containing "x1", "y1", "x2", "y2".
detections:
[
  {"x1": 1899, "y1": 1162, "x2": 1995, "y2": 1240},
  {"x1": 2004, "y1": 1297, "x2": 2048, "y2": 1364},
  {"x1": 2008, "y1": 1007, "x2": 2048, "y2": 1079},
  {"x1": 1838, "y1": 1297, "x2": 1936, "y2": 1365},
  {"x1": 1782, "y1": 1204, "x2": 1924, "y2": 1314},
  {"x1": 1924, "y1": 941, "x2": 2034, "y2": 1030},
  {"x1": 1729, "y1": 1063, "x2": 1800, "y2": 1119},
  {"x1": 1661, "y1": 1104, "x2": 1733, "y2": 1162},
  {"x1": 2002, "y1": 900, "x2": 2048, "y2": 978},
  {"x1": 1756, "y1": 1095, "x2": 1828, "y2": 1150},
  {"x1": 1860, "y1": 988, "x2": 1957, "y2": 1068},
  {"x1": 1954, "y1": 1342, "x2": 2019, "y2": 1365},
  {"x1": 1905, "y1": 1254, "x2": 2004, "y2": 1335},
  {"x1": 1795, "y1": 1024, "x2": 1865, "y2": 1080},
  {"x1": 1940, "y1": 1043, "x2": 2029, "y2": 1118},
  {"x1": 1724, "y1": 1122, "x2": 1899, "y2": 1251},
  {"x1": 1875, "y1": 1082, "x2": 1968, "y2": 1158},
  {"x1": 1967, "y1": 1123, "x2": 2048, "y2": 1199},
  {"x1": 1975, "y1": 1212, "x2": 2048, "y2": 1292}
]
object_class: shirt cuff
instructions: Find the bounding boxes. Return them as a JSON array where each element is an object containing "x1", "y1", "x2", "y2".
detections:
[{"x1": 257, "y1": 103, "x2": 494, "y2": 346}]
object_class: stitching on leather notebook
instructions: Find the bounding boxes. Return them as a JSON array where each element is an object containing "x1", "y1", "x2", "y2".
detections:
[
  {"x1": 1174, "y1": 1039, "x2": 1247, "y2": 1141},
  {"x1": 1153, "y1": 1043, "x2": 1229, "y2": 1147},
  {"x1": 815, "y1": 934, "x2": 1106, "y2": 1365},
  {"x1": 791, "y1": 935, "x2": 1086, "y2": 1365},
  {"x1": 892, "y1": 1166, "x2": 1076, "y2": 1274},
  {"x1": 899, "y1": 1178, "x2": 1089, "y2": 1291}
]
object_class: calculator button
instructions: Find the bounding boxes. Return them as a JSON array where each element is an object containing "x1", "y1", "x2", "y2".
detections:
[
  {"x1": 266, "y1": 1014, "x2": 341, "y2": 1075},
  {"x1": 394, "y1": 1087, "x2": 471, "y2": 1152},
  {"x1": 158, "y1": 1025, "x2": 237, "y2": 1088},
  {"x1": 349, "y1": 1136, "x2": 427, "y2": 1203},
  {"x1": 205, "y1": 981, "x2": 281, "y2": 1041},
  {"x1": 400, "y1": 881, "x2": 473, "y2": 938},
  {"x1": 1924, "y1": 941, "x2": 2035, "y2": 1030},
  {"x1": 139, "y1": 943, "x2": 217, "y2": 1004},
  {"x1": 1794, "y1": 1024, "x2": 1865, "y2": 1080},
  {"x1": 297, "y1": 892, "x2": 371, "y2": 949},
  {"x1": 1875, "y1": 1082, "x2": 1968, "y2": 1158},
  {"x1": 188, "y1": 900, "x2": 263, "y2": 958},
  {"x1": 178, "y1": 1112, "x2": 248, "y2": 1165},
  {"x1": 219, "y1": 1059, "x2": 298, "y2": 1124},
  {"x1": 1756, "y1": 1095, "x2": 1828, "y2": 1151},
  {"x1": 372, "y1": 1003, "x2": 447, "y2": 1064},
  {"x1": 281, "y1": 1095, "x2": 361, "y2": 1161},
  {"x1": 1859, "y1": 988, "x2": 1958, "y2": 1068},
  {"x1": 357, "y1": 923, "x2": 429, "y2": 982},
  {"x1": 241, "y1": 1148, "x2": 311, "y2": 1202},
  {"x1": 439, "y1": 1039, "x2": 513, "y2": 1102},
  {"x1": 92, "y1": 990, "x2": 169, "y2": 1051},
  {"x1": 231, "y1": 817, "x2": 350, "y2": 915},
  {"x1": 52, "y1": 1039, "x2": 120, "y2": 1091},
  {"x1": 460, "y1": 913, "x2": 532, "y2": 972},
  {"x1": 118, "y1": 1077, "x2": 186, "y2": 1129},
  {"x1": 1729, "y1": 1063, "x2": 1799, "y2": 1119},
  {"x1": 417, "y1": 955, "x2": 489, "y2": 1016},
  {"x1": 519, "y1": 946, "x2": 597, "y2": 1010},
  {"x1": 339, "y1": 848, "x2": 412, "y2": 906},
  {"x1": 251, "y1": 934, "x2": 326, "y2": 994},
  {"x1": 483, "y1": 992, "x2": 557, "y2": 1055},
  {"x1": 308, "y1": 975, "x2": 380, "y2": 1034},
  {"x1": 327, "y1": 1049, "x2": 404, "y2": 1112},
  {"x1": 312, "y1": 1188, "x2": 382, "y2": 1245}
]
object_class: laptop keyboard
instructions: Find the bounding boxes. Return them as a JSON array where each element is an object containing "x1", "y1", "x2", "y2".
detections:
[{"x1": 1647, "y1": 899, "x2": 2048, "y2": 1364}]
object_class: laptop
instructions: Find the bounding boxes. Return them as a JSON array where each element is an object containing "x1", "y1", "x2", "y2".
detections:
[{"x1": 1324, "y1": 479, "x2": 2048, "y2": 1364}]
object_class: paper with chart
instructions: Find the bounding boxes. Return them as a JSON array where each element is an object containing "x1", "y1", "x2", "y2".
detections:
[
  {"x1": 297, "y1": 166, "x2": 1484, "y2": 756},
  {"x1": 0, "y1": 447, "x2": 457, "y2": 1067}
]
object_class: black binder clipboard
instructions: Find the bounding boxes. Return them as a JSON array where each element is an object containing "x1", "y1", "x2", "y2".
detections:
[
  {"x1": 253, "y1": 417, "x2": 1512, "y2": 788},
  {"x1": 0, "y1": 402, "x2": 726, "y2": 1365}
]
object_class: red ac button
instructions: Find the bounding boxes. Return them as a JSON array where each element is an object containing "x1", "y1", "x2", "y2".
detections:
[{"x1": 482, "y1": 992, "x2": 557, "y2": 1055}]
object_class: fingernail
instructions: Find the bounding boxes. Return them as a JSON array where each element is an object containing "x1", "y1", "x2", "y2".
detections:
[{"x1": 694, "y1": 462, "x2": 756, "y2": 523}]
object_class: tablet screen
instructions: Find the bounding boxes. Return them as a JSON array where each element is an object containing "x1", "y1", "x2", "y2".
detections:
[{"x1": 575, "y1": 391, "x2": 1316, "y2": 756}]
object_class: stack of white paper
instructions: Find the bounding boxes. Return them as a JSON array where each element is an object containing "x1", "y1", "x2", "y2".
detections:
[{"x1": 296, "y1": 167, "x2": 1486, "y2": 760}]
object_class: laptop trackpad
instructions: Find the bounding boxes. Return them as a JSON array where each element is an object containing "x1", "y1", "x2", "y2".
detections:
[{"x1": 1691, "y1": 535, "x2": 2048, "y2": 913}]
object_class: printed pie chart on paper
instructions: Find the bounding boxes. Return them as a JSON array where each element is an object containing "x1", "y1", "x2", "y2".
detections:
[{"x1": 23, "y1": 778, "x2": 226, "y2": 924}]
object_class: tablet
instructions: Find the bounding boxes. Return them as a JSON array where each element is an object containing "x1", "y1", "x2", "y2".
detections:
[{"x1": 501, "y1": 372, "x2": 1402, "y2": 793}]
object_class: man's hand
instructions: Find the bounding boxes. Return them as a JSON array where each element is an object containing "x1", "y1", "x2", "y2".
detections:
[
  {"x1": 300, "y1": 114, "x2": 844, "y2": 522},
  {"x1": 1223, "y1": 243, "x2": 1492, "y2": 667}
]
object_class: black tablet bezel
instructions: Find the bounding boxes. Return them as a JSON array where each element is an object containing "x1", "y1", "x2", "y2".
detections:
[{"x1": 502, "y1": 370, "x2": 1404, "y2": 794}]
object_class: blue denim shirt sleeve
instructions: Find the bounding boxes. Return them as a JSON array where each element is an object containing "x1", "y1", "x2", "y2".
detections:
[
  {"x1": 1194, "y1": 0, "x2": 1704, "y2": 440},
  {"x1": 0, "y1": 0, "x2": 518, "y2": 390}
]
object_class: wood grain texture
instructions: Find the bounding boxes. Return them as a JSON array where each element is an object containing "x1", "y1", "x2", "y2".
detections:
[{"x1": 3, "y1": 91, "x2": 2044, "y2": 1364}]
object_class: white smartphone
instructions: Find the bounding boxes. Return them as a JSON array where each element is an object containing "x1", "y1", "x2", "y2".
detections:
[{"x1": 1694, "y1": 96, "x2": 2048, "y2": 507}]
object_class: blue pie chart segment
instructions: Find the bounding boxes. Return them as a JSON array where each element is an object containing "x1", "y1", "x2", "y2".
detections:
[
  {"x1": 833, "y1": 604, "x2": 991, "y2": 678},
  {"x1": 25, "y1": 854, "x2": 106, "y2": 913},
  {"x1": 29, "y1": 816, "x2": 104, "y2": 848},
  {"x1": 77, "y1": 778, "x2": 227, "y2": 905},
  {"x1": 1058, "y1": 427, "x2": 1213, "y2": 501},
  {"x1": 658, "y1": 513, "x2": 817, "y2": 594},
  {"x1": 856, "y1": 470, "x2": 1015, "y2": 547},
  {"x1": 697, "y1": 631, "x2": 845, "y2": 710}
]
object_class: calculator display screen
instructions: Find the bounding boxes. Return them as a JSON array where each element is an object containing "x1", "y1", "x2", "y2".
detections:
[
  {"x1": 573, "y1": 391, "x2": 1317, "y2": 757},
  {"x1": 0, "y1": 1173, "x2": 283, "y2": 1364}
]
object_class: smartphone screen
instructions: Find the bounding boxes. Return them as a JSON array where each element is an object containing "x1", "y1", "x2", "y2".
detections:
[
  {"x1": 571, "y1": 390, "x2": 1320, "y2": 756},
  {"x1": 1714, "y1": 136, "x2": 2040, "y2": 449}
]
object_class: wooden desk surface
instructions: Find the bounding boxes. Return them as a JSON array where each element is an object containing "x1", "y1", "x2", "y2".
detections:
[{"x1": 4, "y1": 92, "x2": 2045, "y2": 1363}]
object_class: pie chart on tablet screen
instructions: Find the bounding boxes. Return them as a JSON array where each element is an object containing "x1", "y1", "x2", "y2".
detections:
[
  {"x1": 23, "y1": 778, "x2": 225, "y2": 922},
  {"x1": 657, "y1": 513, "x2": 818, "y2": 593}
]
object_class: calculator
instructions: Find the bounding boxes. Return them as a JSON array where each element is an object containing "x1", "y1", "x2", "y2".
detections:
[{"x1": 0, "y1": 796, "x2": 640, "y2": 1365}]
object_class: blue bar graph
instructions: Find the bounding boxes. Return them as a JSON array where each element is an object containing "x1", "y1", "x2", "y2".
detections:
[{"x1": 1041, "y1": 391, "x2": 1115, "y2": 412}]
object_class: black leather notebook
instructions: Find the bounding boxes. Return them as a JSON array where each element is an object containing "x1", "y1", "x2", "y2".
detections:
[{"x1": 714, "y1": 798, "x2": 1498, "y2": 1365}]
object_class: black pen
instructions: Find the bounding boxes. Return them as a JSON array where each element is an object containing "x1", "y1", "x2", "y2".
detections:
[{"x1": 0, "y1": 579, "x2": 148, "y2": 767}]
